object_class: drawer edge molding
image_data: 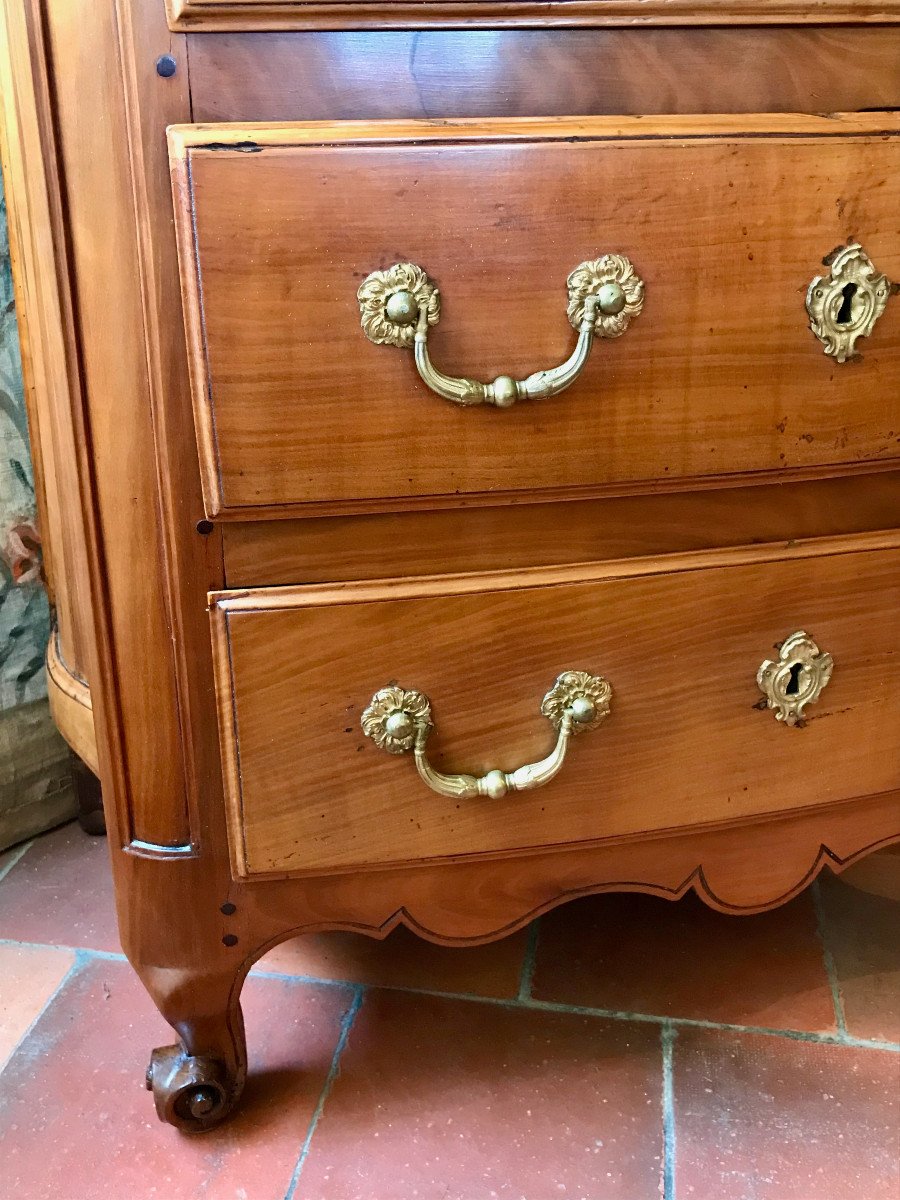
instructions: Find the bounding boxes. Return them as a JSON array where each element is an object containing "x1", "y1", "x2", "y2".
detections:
[
  {"x1": 166, "y1": 0, "x2": 900, "y2": 34},
  {"x1": 194, "y1": 460, "x2": 900, "y2": 525},
  {"x1": 209, "y1": 527, "x2": 900, "y2": 614},
  {"x1": 168, "y1": 111, "x2": 900, "y2": 154}
]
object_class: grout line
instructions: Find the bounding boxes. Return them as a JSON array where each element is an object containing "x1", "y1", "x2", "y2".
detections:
[
  {"x1": 661, "y1": 1024, "x2": 677, "y2": 1200},
  {"x1": 252, "y1": 970, "x2": 900, "y2": 1054},
  {"x1": 284, "y1": 985, "x2": 365, "y2": 1200},
  {"x1": 0, "y1": 950, "x2": 87, "y2": 1076},
  {"x1": 811, "y1": 878, "x2": 849, "y2": 1038},
  {"x1": 1, "y1": 936, "x2": 898, "y2": 1055},
  {"x1": 0, "y1": 839, "x2": 34, "y2": 885},
  {"x1": 0, "y1": 939, "x2": 127, "y2": 962},
  {"x1": 520, "y1": 998, "x2": 897, "y2": 1052},
  {"x1": 516, "y1": 919, "x2": 541, "y2": 1002}
]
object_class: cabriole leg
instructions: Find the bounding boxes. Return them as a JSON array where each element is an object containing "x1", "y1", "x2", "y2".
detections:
[{"x1": 141, "y1": 961, "x2": 248, "y2": 1133}]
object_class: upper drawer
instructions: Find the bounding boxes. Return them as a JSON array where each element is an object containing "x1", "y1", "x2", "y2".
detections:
[{"x1": 169, "y1": 114, "x2": 900, "y2": 518}]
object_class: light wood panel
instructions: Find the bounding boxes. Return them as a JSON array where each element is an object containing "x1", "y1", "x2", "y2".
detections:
[
  {"x1": 188, "y1": 28, "x2": 900, "y2": 123},
  {"x1": 222, "y1": 470, "x2": 900, "y2": 585},
  {"x1": 211, "y1": 539, "x2": 900, "y2": 877},
  {"x1": 167, "y1": 0, "x2": 900, "y2": 33},
  {"x1": 170, "y1": 115, "x2": 900, "y2": 517},
  {"x1": 113, "y1": 0, "x2": 235, "y2": 849},
  {"x1": 42, "y1": 0, "x2": 192, "y2": 846}
]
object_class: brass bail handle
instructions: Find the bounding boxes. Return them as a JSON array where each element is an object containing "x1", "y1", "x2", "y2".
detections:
[
  {"x1": 357, "y1": 257, "x2": 644, "y2": 408},
  {"x1": 361, "y1": 671, "x2": 612, "y2": 801}
]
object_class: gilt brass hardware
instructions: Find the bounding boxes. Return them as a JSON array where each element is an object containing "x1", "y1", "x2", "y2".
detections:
[
  {"x1": 757, "y1": 631, "x2": 833, "y2": 727},
  {"x1": 361, "y1": 670, "x2": 612, "y2": 800},
  {"x1": 357, "y1": 256, "x2": 643, "y2": 408},
  {"x1": 806, "y1": 243, "x2": 893, "y2": 363}
]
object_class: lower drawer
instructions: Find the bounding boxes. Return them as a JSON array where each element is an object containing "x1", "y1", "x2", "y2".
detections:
[{"x1": 210, "y1": 542, "x2": 899, "y2": 879}]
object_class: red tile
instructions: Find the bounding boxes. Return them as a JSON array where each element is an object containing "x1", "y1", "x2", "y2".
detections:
[
  {"x1": 0, "y1": 956, "x2": 352, "y2": 1200},
  {"x1": 817, "y1": 871, "x2": 900, "y2": 1043},
  {"x1": 0, "y1": 822, "x2": 119, "y2": 952},
  {"x1": 296, "y1": 990, "x2": 664, "y2": 1200},
  {"x1": 256, "y1": 923, "x2": 530, "y2": 999},
  {"x1": 531, "y1": 891, "x2": 837, "y2": 1033},
  {"x1": 674, "y1": 1027, "x2": 900, "y2": 1200},
  {"x1": 0, "y1": 943, "x2": 76, "y2": 1067}
]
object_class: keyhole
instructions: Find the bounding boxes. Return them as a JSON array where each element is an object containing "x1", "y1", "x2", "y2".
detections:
[
  {"x1": 785, "y1": 662, "x2": 805, "y2": 696},
  {"x1": 836, "y1": 282, "x2": 857, "y2": 325}
]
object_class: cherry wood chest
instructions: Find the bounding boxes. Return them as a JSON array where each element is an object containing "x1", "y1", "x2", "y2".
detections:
[{"x1": 2, "y1": 0, "x2": 898, "y2": 1130}]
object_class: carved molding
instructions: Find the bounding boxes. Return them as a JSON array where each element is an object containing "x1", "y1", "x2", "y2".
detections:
[
  {"x1": 232, "y1": 794, "x2": 900, "y2": 968},
  {"x1": 167, "y1": 0, "x2": 900, "y2": 33}
]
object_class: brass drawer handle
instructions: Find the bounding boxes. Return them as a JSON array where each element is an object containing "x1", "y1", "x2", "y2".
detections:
[
  {"x1": 357, "y1": 257, "x2": 643, "y2": 408},
  {"x1": 757, "y1": 631, "x2": 833, "y2": 727},
  {"x1": 361, "y1": 670, "x2": 612, "y2": 800}
]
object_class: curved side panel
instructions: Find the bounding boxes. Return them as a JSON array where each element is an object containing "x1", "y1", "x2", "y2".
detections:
[{"x1": 46, "y1": 632, "x2": 97, "y2": 775}]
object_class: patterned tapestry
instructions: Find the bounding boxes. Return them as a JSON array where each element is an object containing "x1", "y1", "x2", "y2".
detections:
[
  {"x1": 0, "y1": 173, "x2": 76, "y2": 849},
  {"x1": 0, "y1": 179, "x2": 50, "y2": 711}
]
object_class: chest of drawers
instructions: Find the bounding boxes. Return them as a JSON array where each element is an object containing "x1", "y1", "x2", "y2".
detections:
[{"x1": 2, "y1": 0, "x2": 898, "y2": 1131}]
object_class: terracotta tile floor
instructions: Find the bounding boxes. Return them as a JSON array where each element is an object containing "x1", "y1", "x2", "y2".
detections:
[{"x1": 0, "y1": 823, "x2": 897, "y2": 1200}]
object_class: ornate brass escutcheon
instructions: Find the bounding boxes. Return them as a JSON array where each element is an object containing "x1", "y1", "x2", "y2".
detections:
[
  {"x1": 361, "y1": 670, "x2": 612, "y2": 800},
  {"x1": 806, "y1": 243, "x2": 893, "y2": 363},
  {"x1": 357, "y1": 256, "x2": 644, "y2": 408},
  {"x1": 757, "y1": 631, "x2": 833, "y2": 727}
]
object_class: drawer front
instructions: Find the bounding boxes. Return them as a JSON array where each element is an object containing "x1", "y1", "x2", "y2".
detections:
[
  {"x1": 171, "y1": 114, "x2": 900, "y2": 518},
  {"x1": 210, "y1": 542, "x2": 900, "y2": 879}
]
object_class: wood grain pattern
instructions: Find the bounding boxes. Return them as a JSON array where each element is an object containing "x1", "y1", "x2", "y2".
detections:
[
  {"x1": 170, "y1": 115, "x2": 900, "y2": 517},
  {"x1": 211, "y1": 539, "x2": 900, "y2": 877},
  {"x1": 11, "y1": 2, "x2": 900, "y2": 1133},
  {"x1": 228, "y1": 792, "x2": 900, "y2": 936},
  {"x1": 222, "y1": 471, "x2": 900, "y2": 585},
  {"x1": 167, "y1": 0, "x2": 900, "y2": 33},
  {"x1": 113, "y1": 0, "x2": 236, "y2": 849},
  {"x1": 188, "y1": 28, "x2": 900, "y2": 123},
  {"x1": 40, "y1": 0, "x2": 193, "y2": 847}
]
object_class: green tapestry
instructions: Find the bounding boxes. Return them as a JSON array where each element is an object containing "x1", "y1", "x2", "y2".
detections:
[{"x1": 0, "y1": 179, "x2": 51, "y2": 710}]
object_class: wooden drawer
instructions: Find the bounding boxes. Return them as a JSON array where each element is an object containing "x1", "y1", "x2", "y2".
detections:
[
  {"x1": 210, "y1": 540, "x2": 900, "y2": 879},
  {"x1": 170, "y1": 114, "x2": 900, "y2": 519},
  {"x1": 170, "y1": 113, "x2": 900, "y2": 520}
]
